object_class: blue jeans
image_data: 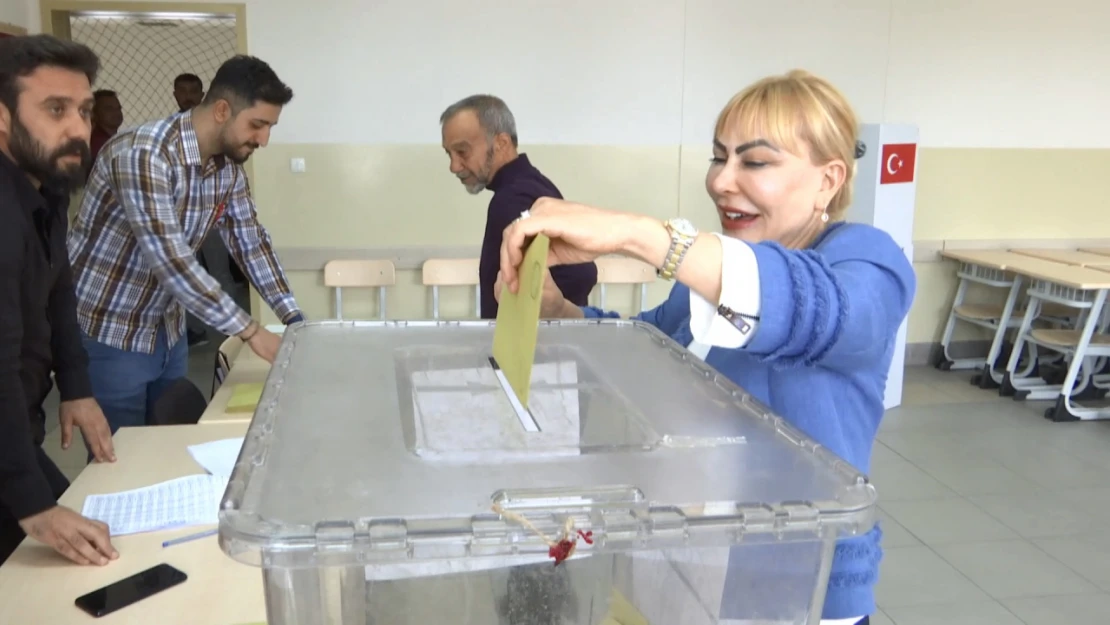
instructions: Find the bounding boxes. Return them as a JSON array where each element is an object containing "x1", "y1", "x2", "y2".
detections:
[{"x1": 81, "y1": 328, "x2": 189, "y2": 434}]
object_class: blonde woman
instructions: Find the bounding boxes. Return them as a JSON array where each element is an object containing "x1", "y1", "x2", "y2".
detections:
[{"x1": 498, "y1": 70, "x2": 916, "y2": 624}]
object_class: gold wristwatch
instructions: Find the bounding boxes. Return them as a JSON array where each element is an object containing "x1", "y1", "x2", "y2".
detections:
[{"x1": 657, "y1": 217, "x2": 698, "y2": 280}]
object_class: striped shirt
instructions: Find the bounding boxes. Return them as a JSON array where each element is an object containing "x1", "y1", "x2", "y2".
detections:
[{"x1": 68, "y1": 111, "x2": 301, "y2": 354}]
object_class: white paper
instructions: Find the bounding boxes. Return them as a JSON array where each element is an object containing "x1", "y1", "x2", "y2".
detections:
[
  {"x1": 81, "y1": 474, "x2": 229, "y2": 536},
  {"x1": 187, "y1": 437, "x2": 245, "y2": 478},
  {"x1": 410, "y1": 361, "x2": 581, "y2": 461}
]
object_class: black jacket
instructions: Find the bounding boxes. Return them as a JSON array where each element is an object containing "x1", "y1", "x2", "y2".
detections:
[{"x1": 0, "y1": 152, "x2": 93, "y2": 520}]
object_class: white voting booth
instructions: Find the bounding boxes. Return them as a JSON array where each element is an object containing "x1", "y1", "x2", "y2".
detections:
[{"x1": 844, "y1": 123, "x2": 918, "y2": 410}]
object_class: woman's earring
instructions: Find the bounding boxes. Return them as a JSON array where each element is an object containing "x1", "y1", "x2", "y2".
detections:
[{"x1": 820, "y1": 210, "x2": 829, "y2": 223}]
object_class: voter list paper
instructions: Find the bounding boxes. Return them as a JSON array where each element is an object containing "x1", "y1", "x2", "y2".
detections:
[{"x1": 81, "y1": 474, "x2": 228, "y2": 537}]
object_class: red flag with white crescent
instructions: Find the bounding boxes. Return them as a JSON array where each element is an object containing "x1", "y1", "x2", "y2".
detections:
[{"x1": 880, "y1": 143, "x2": 917, "y2": 185}]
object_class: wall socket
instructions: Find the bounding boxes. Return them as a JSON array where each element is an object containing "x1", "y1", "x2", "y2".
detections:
[{"x1": 290, "y1": 158, "x2": 306, "y2": 173}]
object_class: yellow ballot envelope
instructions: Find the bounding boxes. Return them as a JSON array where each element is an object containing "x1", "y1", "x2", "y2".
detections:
[
  {"x1": 491, "y1": 234, "x2": 550, "y2": 407},
  {"x1": 225, "y1": 382, "x2": 264, "y2": 413}
]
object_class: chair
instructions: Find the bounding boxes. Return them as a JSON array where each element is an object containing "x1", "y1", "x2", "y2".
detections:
[
  {"x1": 422, "y1": 258, "x2": 480, "y2": 318},
  {"x1": 595, "y1": 257, "x2": 655, "y2": 312},
  {"x1": 324, "y1": 259, "x2": 396, "y2": 320},
  {"x1": 150, "y1": 378, "x2": 209, "y2": 425},
  {"x1": 211, "y1": 335, "x2": 244, "y2": 398}
]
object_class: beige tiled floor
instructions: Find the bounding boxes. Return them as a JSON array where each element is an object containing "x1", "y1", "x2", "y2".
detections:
[
  {"x1": 873, "y1": 366, "x2": 1110, "y2": 623},
  {"x1": 40, "y1": 362, "x2": 1110, "y2": 623}
]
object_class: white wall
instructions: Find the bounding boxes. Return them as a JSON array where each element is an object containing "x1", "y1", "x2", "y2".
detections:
[
  {"x1": 23, "y1": 0, "x2": 40, "y2": 33},
  {"x1": 0, "y1": 0, "x2": 31, "y2": 30},
  {"x1": 886, "y1": 0, "x2": 1110, "y2": 149},
  {"x1": 32, "y1": 0, "x2": 1110, "y2": 148},
  {"x1": 680, "y1": 0, "x2": 891, "y2": 145},
  {"x1": 252, "y1": 0, "x2": 687, "y2": 146},
  {"x1": 256, "y1": 0, "x2": 1110, "y2": 149}
]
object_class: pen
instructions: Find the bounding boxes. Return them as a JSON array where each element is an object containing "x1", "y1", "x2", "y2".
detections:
[{"x1": 162, "y1": 528, "x2": 218, "y2": 548}]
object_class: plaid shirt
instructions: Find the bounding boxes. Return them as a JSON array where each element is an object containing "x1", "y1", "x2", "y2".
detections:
[{"x1": 69, "y1": 111, "x2": 301, "y2": 354}]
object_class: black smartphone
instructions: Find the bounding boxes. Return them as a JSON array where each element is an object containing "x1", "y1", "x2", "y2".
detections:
[{"x1": 74, "y1": 563, "x2": 188, "y2": 618}]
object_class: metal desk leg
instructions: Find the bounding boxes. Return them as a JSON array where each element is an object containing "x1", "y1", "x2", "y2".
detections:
[
  {"x1": 1046, "y1": 289, "x2": 1110, "y2": 422},
  {"x1": 936, "y1": 274, "x2": 972, "y2": 371},
  {"x1": 972, "y1": 275, "x2": 1024, "y2": 389},
  {"x1": 1000, "y1": 295, "x2": 1041, "y2": 397}
]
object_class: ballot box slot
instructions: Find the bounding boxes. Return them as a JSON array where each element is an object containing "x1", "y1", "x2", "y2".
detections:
[{"x1": 488, "y1": 356, "x2": 541, "y2": 432}]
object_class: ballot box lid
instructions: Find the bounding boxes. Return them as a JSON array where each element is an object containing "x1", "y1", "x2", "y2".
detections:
[{"x1": 219, "y1": 320, "x2": 876, "y2": 569}]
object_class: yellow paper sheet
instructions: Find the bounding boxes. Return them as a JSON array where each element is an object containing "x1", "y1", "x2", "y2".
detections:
[
  {"x1": 492, "y1": 234, "x2": 550, "y2": 406},
  {"x1": 225, "y1": 382, "x2": 264, "y2": 413}
]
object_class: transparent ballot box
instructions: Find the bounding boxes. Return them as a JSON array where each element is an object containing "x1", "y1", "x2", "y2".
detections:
[{"x1": 218, "y1": 320, "x2": 877, "y2": 625}]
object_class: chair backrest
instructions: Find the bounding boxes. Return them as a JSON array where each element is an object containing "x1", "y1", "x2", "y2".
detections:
[
  {"x1": 323, "y1": 259, "x2": 397, "y2": 320},
  {"x1": 422, "y1": 258, "x2": 480, "y2": 318},
  {"x1": 212, "y1": 336, "x2": 243, "y2": 398},
  {"x1": 595, "y1": 257, "x2": 655, "y2": 311},
  {"x1": 151, "y1": 378, "x2": 209, "y2": 426}
]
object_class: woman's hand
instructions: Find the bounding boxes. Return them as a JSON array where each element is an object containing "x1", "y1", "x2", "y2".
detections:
[
  {"x1": 495, "y1": 268, "x2": 576, "y2": 318},
  {"x1": 499, "y1": 198, "x2": 645, "y2": 295}
]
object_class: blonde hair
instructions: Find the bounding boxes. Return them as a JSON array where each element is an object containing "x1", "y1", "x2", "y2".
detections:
[{"x1": 714, "y1": 69, "x2": 859, "y2": 220}]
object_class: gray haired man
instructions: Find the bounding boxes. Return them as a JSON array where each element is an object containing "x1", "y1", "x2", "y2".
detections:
[{"x1": 439, "y1": 94, "x2": 597, "y2": 319}]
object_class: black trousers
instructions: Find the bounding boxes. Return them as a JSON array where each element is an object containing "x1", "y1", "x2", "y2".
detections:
[{"x1": 0, "y1": 446, "x2": 70, "y2": 564}]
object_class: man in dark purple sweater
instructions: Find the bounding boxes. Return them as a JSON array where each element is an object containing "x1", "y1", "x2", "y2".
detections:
[{"x1": 440, "y1": 95, "x2": 597, "y2": 319}]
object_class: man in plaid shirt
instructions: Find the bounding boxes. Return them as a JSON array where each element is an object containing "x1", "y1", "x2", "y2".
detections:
[{"x1": 68, "y1": 55, "x2": 304, "y2": 434}]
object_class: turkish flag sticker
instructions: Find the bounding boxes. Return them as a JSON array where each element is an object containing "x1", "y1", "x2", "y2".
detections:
[{"x1": 879, "y1": 143, "x2": 917, "y2": 185}]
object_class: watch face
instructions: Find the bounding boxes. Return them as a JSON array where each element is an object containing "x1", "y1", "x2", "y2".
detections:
[{"x1": 669, "y1": 218, "x2": 698, "y2": 237}]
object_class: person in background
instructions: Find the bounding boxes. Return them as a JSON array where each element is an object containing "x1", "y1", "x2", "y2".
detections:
[
  {"x1": 89, "y1": 88, "x2": 121, "y2": 163},
  {"x1": 173, "y1": 72, "x2": 215, "y2": 346},
  {"x1": 0, "y1": 34, "x2": 117, "y2": 567},
  {"x1": 68, "y1": 55, "x2": 306, "y2": 435},
  {"x1": 439, "y1": 94, "x2": 597, "y2": 319},
  {"x1": 497, "y1": 70, "x2": 916, "y2": 625},
  {"x1": 175, "y1": 71, "x2": 247, "y2": 347},
  {"x1": 172, "y1": 72, "x2": 204, "y2": 113}
]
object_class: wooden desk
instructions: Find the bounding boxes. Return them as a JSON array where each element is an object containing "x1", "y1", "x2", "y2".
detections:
[
  {"x1": 0, "y1": 424, "x2": 264, "y2": 625},
  {"x1": 200, "y1": 348, "x2": 272, "y2": 425},
  {"x1": 998, "y1": 256, "x2": 1110, "y2": 421},
  {"x1": 1003, "y1": 256, "x2": 1110, "y2": 289},
  {"x1": 939, "y1": 248, "x2": 1026, "y2": 268},
  {"x1": 1009, "y1": 248, "x2": 1110, "y2": 268}
]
